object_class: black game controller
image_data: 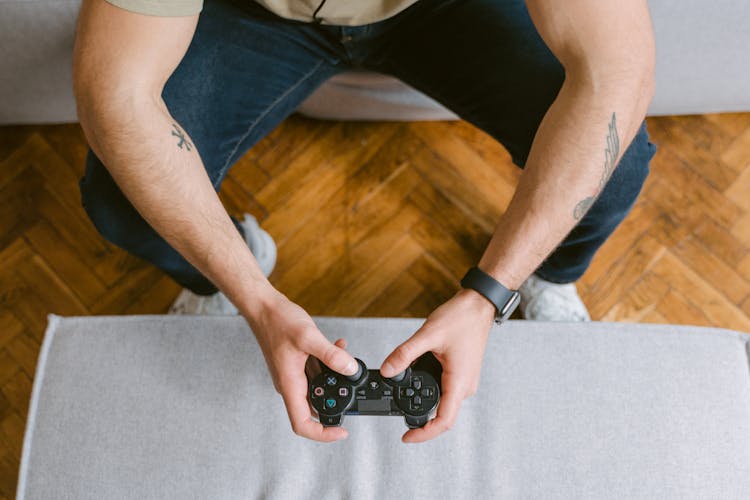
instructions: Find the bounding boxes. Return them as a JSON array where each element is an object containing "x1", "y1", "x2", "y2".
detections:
[{"x1": 307, "y1": 352, "x2": 442, "y2": 429}]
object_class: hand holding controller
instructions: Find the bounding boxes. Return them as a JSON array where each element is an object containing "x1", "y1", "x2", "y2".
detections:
[{"x1": 307, "y1": 352, "x2": 442, "y2": 429}]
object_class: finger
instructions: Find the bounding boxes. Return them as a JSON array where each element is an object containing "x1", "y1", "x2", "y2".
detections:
[
  {"x1": 402, "y1": 375, "x2": 463, "y2": 443},
  {"x1": 280, "y1": 369, "x2": 348, "y2": 442},
  {"x1": 304, "y1": 331, "x2": 358, "y2": 376},
  {"x1": 380, "y1": 327, "x2": 435, "y2": 378},
  {"x1": 333, "y1": 338, "x2": 347, "y2": 350}
]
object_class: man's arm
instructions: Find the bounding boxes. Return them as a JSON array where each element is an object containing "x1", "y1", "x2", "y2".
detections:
[
  {"x1": 74, "y1": 0, "x2": 272, "y2": 317},
  {"x1": 478, "y1": 0, "x2": 655, "y2": 287},
  {"x1": 74, "y1": 0, "x2": 358, "y2": 441},
  {"x1": 380, "y1": 0, "x2": 655, "y2": 443}
]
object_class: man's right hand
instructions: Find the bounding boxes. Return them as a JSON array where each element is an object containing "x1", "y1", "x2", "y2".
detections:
[{"x1": 246, "y1": 288, "x2": 358, "y2": 442}]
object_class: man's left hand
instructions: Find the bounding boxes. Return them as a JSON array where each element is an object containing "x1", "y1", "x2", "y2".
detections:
[{"x1": 380, "y1": 288, "x2": 496, "y2": 443}]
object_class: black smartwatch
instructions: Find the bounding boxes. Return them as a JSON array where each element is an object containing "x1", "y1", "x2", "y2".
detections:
[{"x1": 460, "y1": 267, "x2": 520, "y2": 323}]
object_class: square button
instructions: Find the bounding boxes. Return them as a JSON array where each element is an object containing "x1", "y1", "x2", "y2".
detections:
[{"x1": 338, "y1": 387, "x2": 349, "y2": 397}]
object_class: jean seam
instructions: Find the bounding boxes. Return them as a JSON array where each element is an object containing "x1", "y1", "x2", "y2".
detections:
[{"x1": 215, "y1": 58, "x2": 327, "y2": 186}]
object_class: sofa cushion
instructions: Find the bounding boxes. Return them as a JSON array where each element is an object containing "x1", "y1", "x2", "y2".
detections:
[{"x1": 18, "y1": 315, "x2": 750, "y2": 499}]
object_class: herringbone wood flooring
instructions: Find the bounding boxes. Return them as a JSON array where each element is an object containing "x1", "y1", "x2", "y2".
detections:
[{"x1": 1, "y1": 113, "x2": 750, "y2": 497}]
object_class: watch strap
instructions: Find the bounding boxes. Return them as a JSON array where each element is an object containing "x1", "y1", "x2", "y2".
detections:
[{"x1": 460, "y1": 267, "x2": 520, "y2": 323}]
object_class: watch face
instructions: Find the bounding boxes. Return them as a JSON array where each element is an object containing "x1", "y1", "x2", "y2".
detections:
[{"x1": 495, "y1": 291, "x2": 521, "y2": 323}]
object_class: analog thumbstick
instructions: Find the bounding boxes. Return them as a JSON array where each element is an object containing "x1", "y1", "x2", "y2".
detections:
[
  {"x1": 385, "y1": 366, "x2": 411, "y2": 384},
  {"x1": 346, "y1": 359, "x2": 367, "y2": 383}
]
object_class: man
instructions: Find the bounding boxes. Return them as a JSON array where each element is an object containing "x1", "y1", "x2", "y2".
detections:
[{"x1": 73, "y1": 0, "x2": 656, "y2": 443}]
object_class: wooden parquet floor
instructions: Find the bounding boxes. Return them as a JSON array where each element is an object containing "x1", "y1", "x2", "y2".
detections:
[{"x1": 1, "y1": 113, "x2": 750, "y2": 497}]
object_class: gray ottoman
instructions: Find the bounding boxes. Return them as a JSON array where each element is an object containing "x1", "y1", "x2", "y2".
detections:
[{"x1": 18, "y1": 315, "x2": 750, "y2": 499}]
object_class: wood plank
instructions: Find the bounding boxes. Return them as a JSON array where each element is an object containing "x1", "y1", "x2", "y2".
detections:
[
  {"x1": 601, "y1": 272, "x2": 670, "y2": 322},
  {"x1": 89, "y1": 265, "x2": 165, "y2": 315},
  {"x1": 720, "y1": 126, "x2": 750, "y2": 172},
  {"x1": 312, "y1": 234, "x2": 423, "y2": 316},
  {"x1": 123, "y1": 275, "x2": 181, "y2": 315},
  {"x1": 656, "y1": 290, "x2": 713, "y2": 327},
  {"x1": 579, "y1": 198, "x2": 659, "y2": 291},
  {"x1": 646, "y1": 116, "x2": 739, "y2": 191},
  {"x1": 5, "y1": 334, "x2": 41, "y2": 377},
  {"x1": 226, "y1": 157, "x2": 270, "y2": 195},
  {"x1": 408, "y1": 217, "x2": 476, "y2": 280},
  {"x1": 693, "y1": 218, "x2": 748, "y2": 268},
  {"x1": 738, "y1": 254, "x2": 750, "y2": 283},
  {"x1": 23, "y1": 220, "x2": 107, "y2": 307},
  {"x1": 650, "y1": 252, "x2": 750, "y2": 332},
  {"x1": 407, "y1": 146, "x2": 508, "y2": 234},
  {"x1": 346, "y1": 166, "x2": 422, "y2": 246},
  {"x1": 724, "y1": 162, "x2": 750, "y2": 211},
  {"x1": 1, "y1": 372, "x2": 32, "y2": 420},
  {"x1": 0, "y1": 412, "x2": 25, "y2": 460},
  {"x1": 361, "y1": 273, "x2": 424, "y2": 318},
  {"x1": 671, "y1": 236, "x2": 750, "y2": 304},
  {"x1": 258, "y1": 125, "x2": 401, "y2": 245},
  {"x1": 217, "y1": 174, "x2": 268, "y2": 222},
  {"x1": 0, "y1": 125, "x2": 33, "y2": 163},
  {"x1": 0, "y1": 313, "x2": 24, "y2": 351},
  {"x1": 640, "y1": 309, "x2": 668, "y2": 325},
  {"x1": 0, "y1": 351, "x2": 19, "y2": 388},
  {"x1": 406, "y1": 179, "x2": 491, "y2": 259},
  {"x1": 290, "y1": 205, "x2": 422, "y2": 310},
  {"x1": 646, "y1": 146, "x2": 742, "y2": 228},
  {"x1": 585, "y1": 235, "x2": 665, "y2": 319},
  {"x1": 731, "y1": 212, "x2": 750, "y2": 247},
  {"x1": 704, "y1": 112, "x2": 750, "y2": 137}
]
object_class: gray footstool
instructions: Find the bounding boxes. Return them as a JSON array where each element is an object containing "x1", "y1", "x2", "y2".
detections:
[{"x1": 18, "y1": 315, "x2": 750, "y2": 499}]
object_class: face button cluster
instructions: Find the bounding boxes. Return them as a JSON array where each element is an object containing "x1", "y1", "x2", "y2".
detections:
[{"x1": 310, "y1": 371, "x2": 355, "y2": 413}]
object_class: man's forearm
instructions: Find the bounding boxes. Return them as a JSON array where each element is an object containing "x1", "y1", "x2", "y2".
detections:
[
  {"x1": 78, "y1": 93, "x2": 273, "y2": 317},
  {"x1": 478, "y1": 74, "x2": 653, "y2": 289}
]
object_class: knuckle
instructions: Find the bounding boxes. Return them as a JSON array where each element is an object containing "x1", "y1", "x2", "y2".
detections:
[
  {"x1": 394, "y1": 343, "x2": 414, "y2": 363},
  {"x1": 290, "y1": 421, "x2": 303, "y2": 436},
  {"x1": 319, "y1": 343, "x2": 340, "y2": 368}
]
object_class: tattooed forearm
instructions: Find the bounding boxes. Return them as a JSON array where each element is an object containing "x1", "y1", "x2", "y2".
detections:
[
  {"x1": 171, "y1": 123, "x2": 193, "y2": 151},
  {"x1": 573, "y1": 112, "x2": 620, "y2": 220}
]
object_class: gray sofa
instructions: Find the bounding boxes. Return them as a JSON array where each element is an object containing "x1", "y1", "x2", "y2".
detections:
[
  {"x1": 1, "y1": 0, "x2": 749, "y2": 125},
  {"x1": 17, "y1": 315, "x2": 750, "y2": 499}
]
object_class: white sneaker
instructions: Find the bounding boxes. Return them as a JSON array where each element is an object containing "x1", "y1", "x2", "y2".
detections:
[
  {"x1": 168, "y1": 289, "x2": 239, "y2": 315},
  {"x1": 169, "y1": 214, "x2": 276, "y2": 315},
  {"x1": 238, "y1": 213, "x2": 277, "y2": 278},
  {"x1": 518, "y1": 274, "x2": 591, "y2": 321}
]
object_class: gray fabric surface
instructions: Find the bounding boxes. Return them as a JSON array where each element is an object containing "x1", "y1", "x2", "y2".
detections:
[
  {"x1": 18, "y1": 315, "x2": 750, "y2": 499},
  {"x1": 2, "y1": 0, "x2": 750, "y2": 124}
]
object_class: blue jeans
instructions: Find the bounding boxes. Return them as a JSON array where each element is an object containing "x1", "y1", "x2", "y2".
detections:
[{"x1": 80, "y1": 0, "x2": 656, "y2": 295}]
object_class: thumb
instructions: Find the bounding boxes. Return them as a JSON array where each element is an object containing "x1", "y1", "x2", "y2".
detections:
[
  {"x1": 304, "y1": 332, "x2": 358, "y2": 376},
  {"x1": 380, "y1": 328, "x2": 433, "y2": 378}
]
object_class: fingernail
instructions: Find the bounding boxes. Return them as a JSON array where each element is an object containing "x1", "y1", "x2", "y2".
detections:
[{"x1": 345, "y1": 360, "x2": 357, "y2": 375}]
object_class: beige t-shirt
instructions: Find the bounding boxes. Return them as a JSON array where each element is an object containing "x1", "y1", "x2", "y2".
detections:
[{"x1": 105, "y1": 0, "x2": 419, "y2": 25}]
